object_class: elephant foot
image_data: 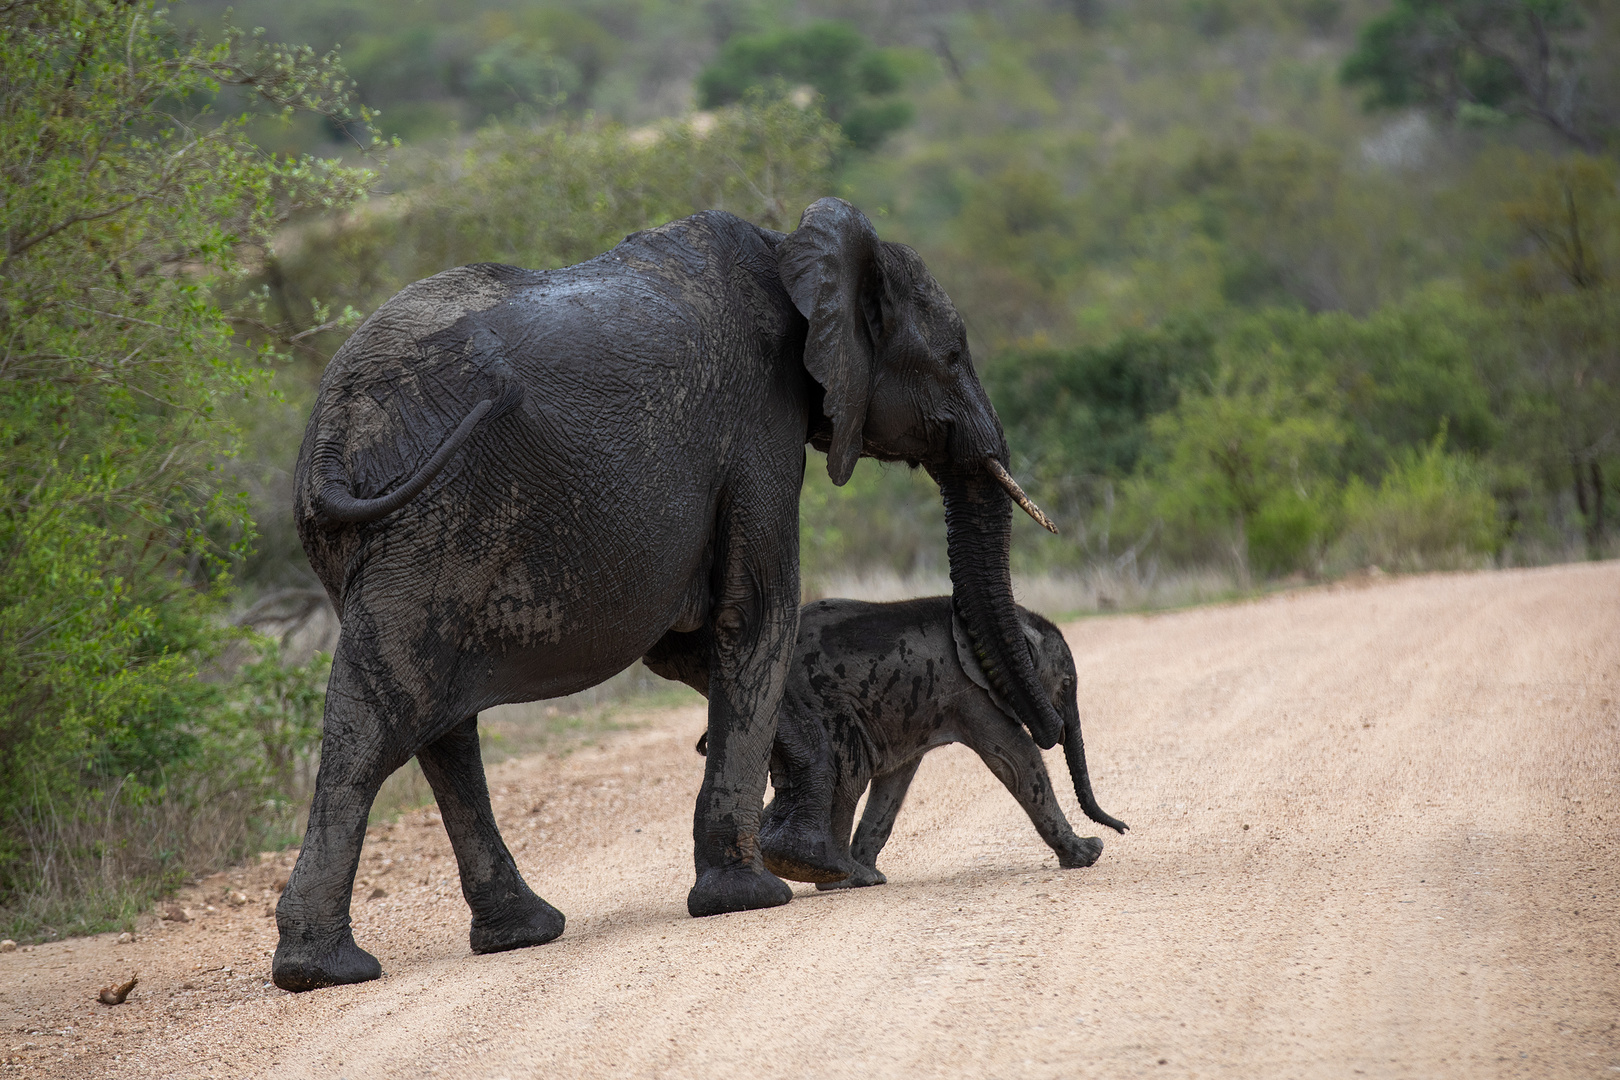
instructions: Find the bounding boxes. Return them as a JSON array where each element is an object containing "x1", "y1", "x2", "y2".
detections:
[
  {"x1": 759, "y1": 824, "x2": 853, "y2": 884},
  {"x1": 761, "y1": 847, "x2": 854, "y2": 884},
  {"x1": 272, "y1": 929, "x2": 382, "y2": 993},
  {"x1": 469, "y1": 891, "x2": 566, "y2": 954},
  {"x1": 1057, "y1": 836, "x2": 1105, "y2": 869},
  {"x1": 687, "y1": 864, "x2": 793, "y2": 918},
  {"x1": 815, "y1": 862, "x2": 886, "y2": 891}
]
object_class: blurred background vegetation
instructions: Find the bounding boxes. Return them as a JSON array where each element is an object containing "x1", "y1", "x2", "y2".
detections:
[{"x1": 3, "y1": 0, "x2": 1616, "y2": 938}]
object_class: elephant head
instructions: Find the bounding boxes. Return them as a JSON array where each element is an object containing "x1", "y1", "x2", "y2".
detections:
[
  {"x1": 777, "y1": 198, "x2": 1065, "y2": 749},
  {"x1": 952, "y1": 608, "x2": 1129, "y2": 835}
]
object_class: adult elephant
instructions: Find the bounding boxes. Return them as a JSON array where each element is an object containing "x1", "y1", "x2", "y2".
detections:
[{"x1": 275, "y1": 198, "x2": 1058, "y2": 992}]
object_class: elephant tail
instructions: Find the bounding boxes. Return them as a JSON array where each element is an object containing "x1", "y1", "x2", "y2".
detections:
[
  {"x1": 311, "y1": 376, "x2": 523, "y2": 529},
  {"x1": 1063, "y1": 708, "x2": 1128, "y2": 835}
]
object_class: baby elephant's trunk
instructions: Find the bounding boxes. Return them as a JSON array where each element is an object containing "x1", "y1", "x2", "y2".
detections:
[{"x1": 1062, "y1": 698, "x2": 1128, "y2": 835}]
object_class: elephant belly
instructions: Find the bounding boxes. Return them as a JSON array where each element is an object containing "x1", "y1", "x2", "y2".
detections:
[{"x1": 463, "y1": 508, "x2": 715, "y2": 708}]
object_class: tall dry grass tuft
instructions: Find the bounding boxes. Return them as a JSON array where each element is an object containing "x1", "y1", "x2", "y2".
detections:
[
  {"x1": 3, "y1": 777, "x2": 305, "y2": 940},
  {"x1": 805, "y1": 566, "x2": 1249, "y2": 620},
  {"x1": 0, "y1": 641, "x2": 327, "y2": 942}
]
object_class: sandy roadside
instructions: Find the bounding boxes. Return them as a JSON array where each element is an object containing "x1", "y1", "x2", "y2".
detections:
[{"x1": 2, "y1": 562, "x2": 1616, "y2": 1079}]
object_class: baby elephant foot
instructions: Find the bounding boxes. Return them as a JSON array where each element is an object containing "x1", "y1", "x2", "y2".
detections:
[
  {"x1": 688, "y1": 864, "x2": 793, "y2": 918},
  {"x1": 272, "y1": 929, "x2": 382, "y2": 993},
  {"x1": 759, "y1": 825, "x2": 853, "y2": 885},
  {"x1": 1057, "y1": 836, "x2": 1105, "y2": 869},
  {"x1": 815, "y1": 862, "x2": 886, "y2": 891},
  {"x1": 469, "y1": 891, "x2": 566, "y2": 955}
]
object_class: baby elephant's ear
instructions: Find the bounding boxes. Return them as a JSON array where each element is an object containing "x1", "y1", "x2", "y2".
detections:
[{"x1": 952, "y1": 612, "x2": 1044, "y2": 725}]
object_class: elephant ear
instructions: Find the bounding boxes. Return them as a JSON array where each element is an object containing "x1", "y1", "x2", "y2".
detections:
[
  {"x1": 952, "y1": 611, "x2": 1046, "y2": 726},
  {"x1": 777, "y1": 197, "x2": 882, "y2": 486}
]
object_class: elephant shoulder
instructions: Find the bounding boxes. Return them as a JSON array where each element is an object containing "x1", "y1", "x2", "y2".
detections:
[{"x1": 609, "y1": 211, "x2": 778, "y2": 278}]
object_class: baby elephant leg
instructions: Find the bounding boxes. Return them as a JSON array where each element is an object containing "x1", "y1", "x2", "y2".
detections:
[
  {"x1": 759, "y1": 701, "x2": 852, "y2": 884},
  {"x1": 818, "y1": 757, "x2": 922, "y2": 891},
  {"x1": 969, "y1": 722, "x2": 1103, "y2": 869}
]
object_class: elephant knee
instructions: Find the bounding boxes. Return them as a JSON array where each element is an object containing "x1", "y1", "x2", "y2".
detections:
[{"x1": 712, "y1": 604, "x2": 748, "y2": 649}]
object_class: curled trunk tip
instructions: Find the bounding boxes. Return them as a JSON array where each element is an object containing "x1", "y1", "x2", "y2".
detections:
[{"x1": 985, "y1": 459, "x2": 1058, "y2": 534}]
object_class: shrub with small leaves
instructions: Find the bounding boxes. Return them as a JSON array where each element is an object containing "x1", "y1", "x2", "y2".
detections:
[{"x1": 0, "y1": 0, "x2": 373, "y2": 936}]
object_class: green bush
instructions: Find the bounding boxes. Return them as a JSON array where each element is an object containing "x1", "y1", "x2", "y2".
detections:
[
  {"x1": 0, "y1": 0, "x2": 370, "y2": 937},
  {"x1": 985, "y1": 318, "x2": 1218, "y2": 485},
  {"x1": 1247, "y1": 488, "x2": 1333, "y2": 577},
  {"x1": 1218, "y1": 292, "x2": 1502, "y2": 477},
  {"x1": 1334, "y1": 437, "x2": 1502, "y2": 571},
  {"x1": 696, "y1": 22, "x2": 912, "y2": 150},
  {"x1": 1, "y1": 640, "x2": 330, "y2": 940},
  {"x1": 1128, "y1": 373, "x2": 1346, "y2": 578}
]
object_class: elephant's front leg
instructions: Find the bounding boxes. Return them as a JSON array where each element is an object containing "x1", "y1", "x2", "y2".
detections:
[
  {"x1": 969, "y1": 718, "x2": 1103, "y2": 870},
  {"x1": 416, "y1": 715, "x2": 565, "y2": 953},
  {"x1": 686, "y1": 497, "x2": 801, "y2": 918}
]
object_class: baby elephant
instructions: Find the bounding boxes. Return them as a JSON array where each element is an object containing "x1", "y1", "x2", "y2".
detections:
[{"x1": 668, "y1": 596, "x2": 1127, "y2": 888}]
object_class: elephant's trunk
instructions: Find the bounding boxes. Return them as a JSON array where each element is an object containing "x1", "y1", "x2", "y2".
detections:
[
  {"x1": 1061, "y1": 682, "x2": 1128, "y2": 834},
  {"x1": 931, "y1": 460, "x2": 1065, "y2": 749}
]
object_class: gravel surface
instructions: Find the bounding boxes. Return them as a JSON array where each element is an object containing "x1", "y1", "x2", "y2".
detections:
[{"x1": 3, "y1": 562, "x2": 1616, "y2": 1079}]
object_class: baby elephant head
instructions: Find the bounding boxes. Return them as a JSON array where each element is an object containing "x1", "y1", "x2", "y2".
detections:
[{"x1": 952, "y1": 609, "x2": 1128, "y2": 835}]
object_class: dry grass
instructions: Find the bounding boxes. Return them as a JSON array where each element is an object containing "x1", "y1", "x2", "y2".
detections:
[
  {"x1": 806, "y1": 565, "x2": 1249, "y2": 620},
  {"x1": 1, "y1": 781, "x2": 303, "y2": 942}
]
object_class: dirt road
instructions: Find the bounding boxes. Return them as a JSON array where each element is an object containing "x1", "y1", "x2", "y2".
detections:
[{"x1": 4, "y1": 563, "x2": 1617, "y2": 1079}]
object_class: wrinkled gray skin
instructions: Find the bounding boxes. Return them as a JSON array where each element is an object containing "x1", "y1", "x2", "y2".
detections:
[
  {"x1": 277, "y1": 199, "x2": 1064, "y2": 992},
  {"x1": 665, "y1": 597, "x2": 1127, "y2": 888}
]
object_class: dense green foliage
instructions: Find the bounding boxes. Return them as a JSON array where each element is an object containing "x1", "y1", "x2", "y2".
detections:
[
  {"x1": 986, "y1": 322, "x2": 1218, "y2": 484},
  {"x1": 696, "y1": 21, "x2": 913, "y2": 149},
  {"x1": 0, "y1": 0, "x2": 370, "y2": 936},
  {"x1": 1341, "y1": 0, "x2": 1612, "y2": 150}
]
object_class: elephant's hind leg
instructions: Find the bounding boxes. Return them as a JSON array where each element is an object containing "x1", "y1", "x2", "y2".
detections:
[
  {"x1": 273, "y1": 649, "x2": 406, "y2": 992},
  {"x1": 819, "y1": 757, "x2": 920, "y2": 890},
  {"x1": 417, "y1": 715, "x2": 565, "y2": 954}
]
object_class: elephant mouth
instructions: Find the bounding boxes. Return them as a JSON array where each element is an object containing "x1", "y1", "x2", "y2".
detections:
[{"x1": 985, "y1": 459, "x2": 1058, "y2": 534}]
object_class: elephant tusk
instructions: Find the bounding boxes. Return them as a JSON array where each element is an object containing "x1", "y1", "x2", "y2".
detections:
[{"x1": 985, "y1": 459, "x2": 1059, "y2": 534}]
